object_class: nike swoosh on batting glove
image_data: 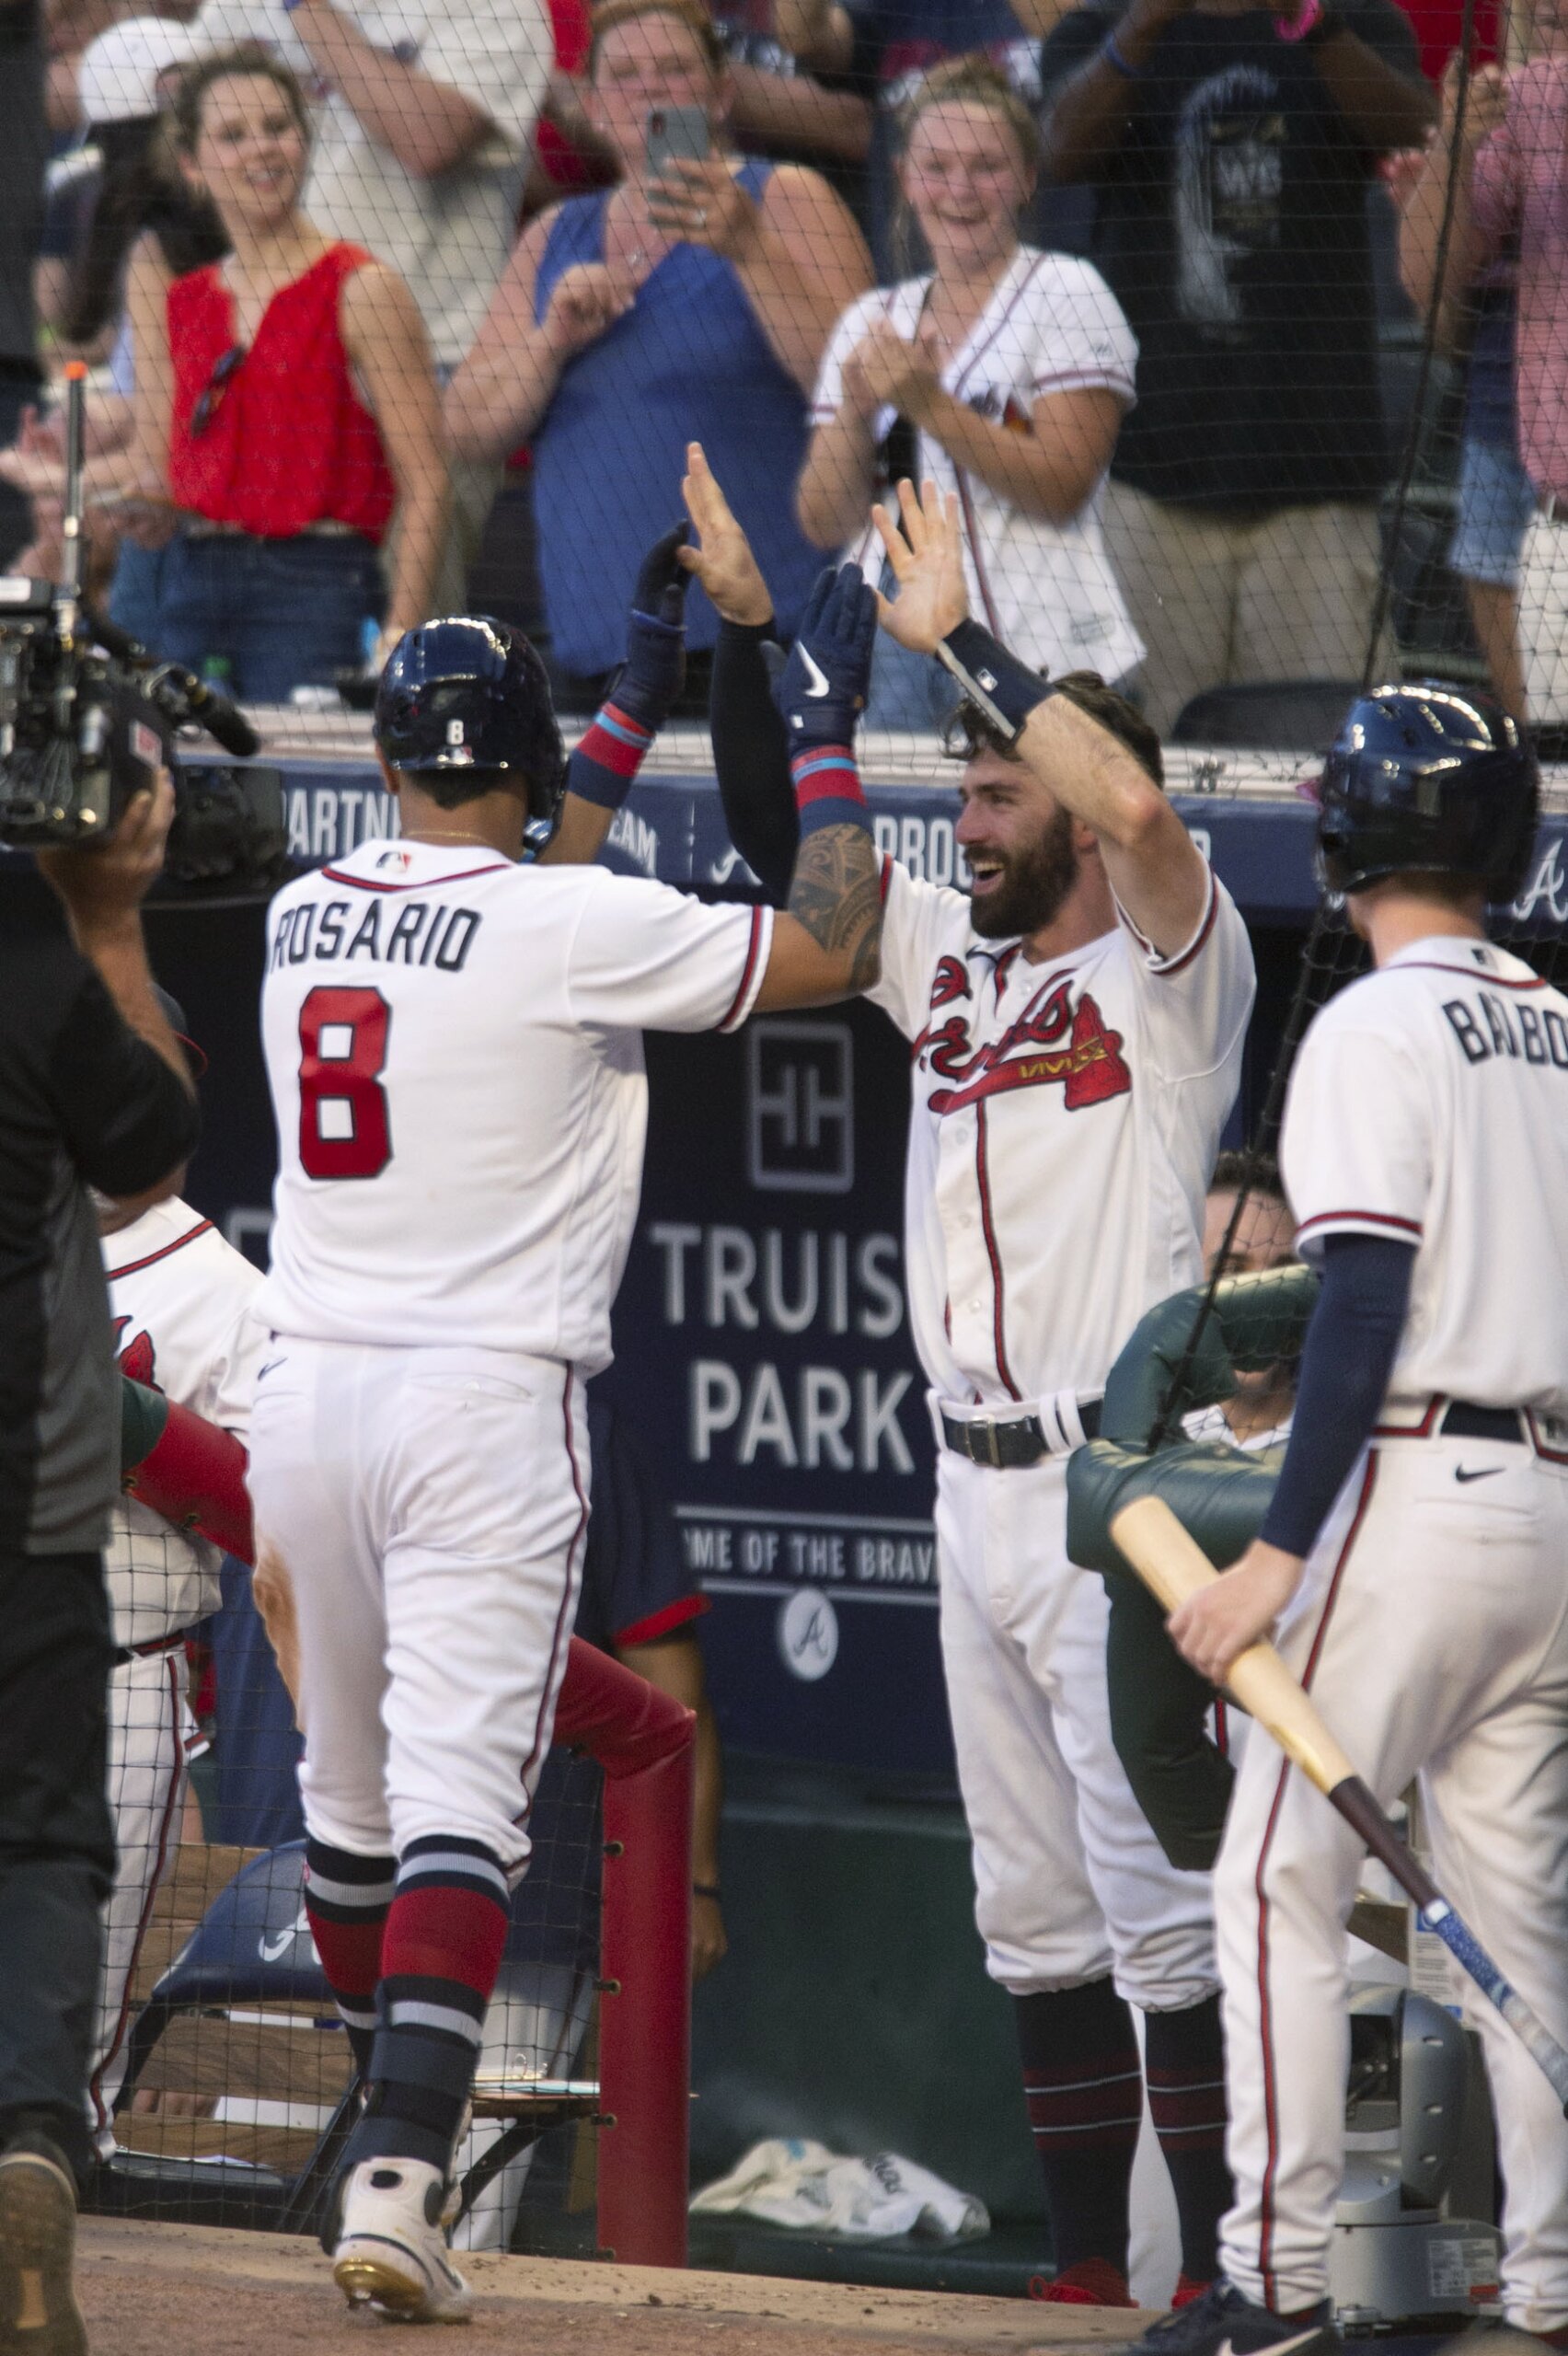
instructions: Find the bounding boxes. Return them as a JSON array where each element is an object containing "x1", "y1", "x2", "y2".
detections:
[
  {"x1": 774, "y1": 565, "x2": 878, "y2": 839},
  {"x1": 772, "y1": 563, "x2": 877, "y2": 752}
]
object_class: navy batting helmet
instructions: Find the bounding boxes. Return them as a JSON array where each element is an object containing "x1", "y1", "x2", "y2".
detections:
[
  {"x1": 1315, "y1": 682, "x2": 1539, "y2": 904},
  {"x1": 374, "y1": 617, "x2": 568, "y2": 838}
]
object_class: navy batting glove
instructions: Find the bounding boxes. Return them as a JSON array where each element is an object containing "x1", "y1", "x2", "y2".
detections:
[
  {"x1": 614, "y1": 521, "x2": 690, "y2": 733},
  {"x1": 772, "y1": 564, "x2": 877, "y2": 751}
]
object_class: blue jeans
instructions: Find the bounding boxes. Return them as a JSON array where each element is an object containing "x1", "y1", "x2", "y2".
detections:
[
  {"x1": 863, "y1": 621, "x2": 966, "y2": 732},
  {"x1": 1449, "y1": 437, "x2": 1535, "y2": 592},
  {"x1": 109, "y1": 529, "x2": 385, "y2": 701}
]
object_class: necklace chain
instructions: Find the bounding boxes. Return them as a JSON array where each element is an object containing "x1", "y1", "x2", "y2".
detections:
[{"x1": 403, "y1": 828, "x2": 499, "y2": 849}]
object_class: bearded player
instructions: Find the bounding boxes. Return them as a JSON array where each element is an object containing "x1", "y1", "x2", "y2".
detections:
[
  {"x1": 687, "y1": 457, "x2": 1256, "y2": 2306},
  {"x1": 1159, "y1": 689, "x2": 1568, "y2": 2356},
  {"x1": 245, "y1": 555, "x2": 898, "y2": 2320}
]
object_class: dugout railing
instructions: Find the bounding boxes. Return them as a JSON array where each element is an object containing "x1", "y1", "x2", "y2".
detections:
[{"x1": 92, "y1": 1635, "x2": 695, "y2": 2269}]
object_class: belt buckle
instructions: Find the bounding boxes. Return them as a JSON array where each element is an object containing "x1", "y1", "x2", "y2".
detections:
[{"x1": 966, "y1": 1415, "x2": 1003, "y2": 1468}]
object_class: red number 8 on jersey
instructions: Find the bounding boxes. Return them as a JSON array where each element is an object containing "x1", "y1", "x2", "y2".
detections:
[{"x1": 297, "y1": 985, "x2": 393, "y2": 1180}]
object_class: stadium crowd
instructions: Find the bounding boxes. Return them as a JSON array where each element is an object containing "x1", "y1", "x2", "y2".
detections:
[{"x1": 4, "y1": 0, "x2": 1567, "y2": 731}]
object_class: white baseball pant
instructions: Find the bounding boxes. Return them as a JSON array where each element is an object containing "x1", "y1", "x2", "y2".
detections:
[
  {"x1": 935, "y1": 1446, "x2": 1217, "y2": 2009},
  {"x1": 247, "y1": 1340, "x2": 586, "y2": 1868},
  {"x1": 89, "y1": 1642, "x2": 193, "y2": 2152},
  {"x1": 1216, "y1": 1431, "x2": 1568, "y2": 2334}
]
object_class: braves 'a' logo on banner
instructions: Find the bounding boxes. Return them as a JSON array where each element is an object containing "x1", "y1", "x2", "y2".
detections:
[
  {"x1": 919, "y1": 979, "x2": 1132, "y2": 1115},
  {"x1": 113, "y1": 1321, "x2": 157, "y2": 1388}
]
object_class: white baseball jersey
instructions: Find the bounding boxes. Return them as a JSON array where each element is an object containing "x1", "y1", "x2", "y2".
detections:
[
  {"x1": 1281, "y1": 934, "x2": 1568, "y2": 1415},
  {"x1": 872, "y1": 861, "x2": 1254, "y2": 1410},
  {"x1": 257, "y1": 838, "x2": 772, "y2": 1364},
  {"x1": 1182, "y1": 1404, "x2": 1294, "y2": 1452},
  {"x1": 813, "y1": 248, "x2": 1145, "y2": 686},
  {"x1": 105, "y1": 1199, "x2": 265, "y2": 1647}
]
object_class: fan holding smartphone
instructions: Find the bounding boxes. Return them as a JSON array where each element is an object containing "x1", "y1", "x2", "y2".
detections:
[{"x1": 444, "y1": 0, "x2": 871, "y2": 709}]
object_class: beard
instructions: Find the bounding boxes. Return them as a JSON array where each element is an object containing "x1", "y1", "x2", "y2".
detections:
[{"x1": 967, "y1": 804, "x2": 1080, "y2": 940}]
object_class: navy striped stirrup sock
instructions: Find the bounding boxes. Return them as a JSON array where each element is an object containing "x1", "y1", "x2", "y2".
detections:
[
  {"x1": 1015, "y1": 1979, "x2": 1141, "y2": 2272},
  {"x1": 303, "y1": 1840, "x2": 395, "y2": 2078},
  {"x1": 1146, "y1": 1993, "x2": 1233, "y2": 2283},
  {"x1": 342, "y1": 1836, "x2": 511, "y2": 2177}
]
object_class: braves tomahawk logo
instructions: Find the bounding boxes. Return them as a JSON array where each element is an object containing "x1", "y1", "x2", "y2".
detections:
[
  {"x1": 112, "y1": 1321, "x2": 157, "y2": 1388},
  {"x1": 917, "y1": 976, "x2": 1132, "y2": 1115},
  {"x1": 928, "y1": 955, "x2": 972, "y2": 1011}
]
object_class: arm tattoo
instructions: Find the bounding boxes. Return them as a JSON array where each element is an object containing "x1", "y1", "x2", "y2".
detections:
[{"x1": 788, "y1": 821, "x2": 882, "y2": 993}]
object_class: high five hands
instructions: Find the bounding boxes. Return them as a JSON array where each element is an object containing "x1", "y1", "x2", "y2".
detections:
[
  {"x1": 873, "y1": 477, "x2": 969, "y2": 654},
  {"x1": 676, "y1": 445, "x2": 965, "y2": 668}
]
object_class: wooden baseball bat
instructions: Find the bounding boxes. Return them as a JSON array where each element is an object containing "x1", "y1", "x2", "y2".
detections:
[{"x1": 1110, "y1": 1493, "x2": 1568, "y2": 2113}]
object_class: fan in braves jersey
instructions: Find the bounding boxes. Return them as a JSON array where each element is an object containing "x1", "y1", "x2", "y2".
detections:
[
  {"x1": 90, "y1": 1022, "x2": 266, "y2": 2158},
  {"x1": 1157, "y1": 688, "x2": 1568, "y2": 2356},
  {"x1": 244, "y1": 545, "x2": 891, "y2": 2320},
  {"x1": 685, "y1": 455, "x2": 1256, "y2": 2305}
]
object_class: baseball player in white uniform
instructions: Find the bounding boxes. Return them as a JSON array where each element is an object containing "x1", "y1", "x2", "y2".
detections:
[
  {"x1": 1157, "y1": 686, "x2": 1568, "y2": 2356},
  {"x1": 688, "y1": 461, "x2": 1255, "y2": 2306},
  {"x1": 244, "y1": 589, "x2": 890, "y2": 2321},
  {"x1": 94, "y1": 1184, "x2": 263, "y2": 2154}
]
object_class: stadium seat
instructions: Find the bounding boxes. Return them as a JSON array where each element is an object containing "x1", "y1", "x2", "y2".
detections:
[
  {"x1": 103, "y1": 1842, "x2": 359, "y2": 2232},
  {"x1": 1170, "y1": 679, "x2": 1366, "y2": 752}
]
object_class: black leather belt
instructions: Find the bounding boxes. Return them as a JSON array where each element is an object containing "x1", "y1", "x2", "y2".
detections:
[
  {"x1": 1441, "y1": 1400, "x2": 1525, "y2": 1444},
  {"x1": 940, "y1": 1397, "x2": 1101, "y2": 1468},
  {"x1": 113, "y1": 1630, "x2": 192, "y2": 1668}
]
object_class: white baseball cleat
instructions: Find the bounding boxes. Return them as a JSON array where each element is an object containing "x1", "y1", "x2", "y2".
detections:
[{"x1": 330, "y1": 2158, "x2": 473, "y2": 2323}]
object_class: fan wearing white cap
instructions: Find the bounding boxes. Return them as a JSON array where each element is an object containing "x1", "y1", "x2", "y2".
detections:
[{"x1": 78, "y1": 15, "x2": 200, "y2": 129}]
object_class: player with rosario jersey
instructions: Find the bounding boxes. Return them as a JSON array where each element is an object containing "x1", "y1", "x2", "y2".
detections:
[
  {"x1": 246, "y1": 567, "x2": 890, "y2": 2321},
  {"x1": 94, "y1": 1167, "x2": 264, "y2": 2155},
  {"x1": 1157, "y1": 688, "x2": 1568, "y2": 2356},
  {"x1": 687, "y1": 459, "x2": 1255, "y2": 2307}
]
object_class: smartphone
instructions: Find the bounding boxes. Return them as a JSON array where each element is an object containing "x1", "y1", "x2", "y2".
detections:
[{"x1": 645, "y1": 102, "x2": 711, "y2": 183}]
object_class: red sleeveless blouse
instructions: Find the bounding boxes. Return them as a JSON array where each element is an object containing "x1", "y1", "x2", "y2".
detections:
[{"x1": 167, "y1": 244, "x2": 396, "y2": 544}]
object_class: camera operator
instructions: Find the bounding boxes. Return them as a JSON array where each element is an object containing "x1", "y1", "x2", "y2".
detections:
[{"x1": 0, "y1": 775, "x2": 198, "y2": 2350}]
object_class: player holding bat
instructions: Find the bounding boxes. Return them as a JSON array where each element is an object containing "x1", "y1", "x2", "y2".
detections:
[{"x1": 1142, "y1": 687, "x2": 1568, "y2": 2356}]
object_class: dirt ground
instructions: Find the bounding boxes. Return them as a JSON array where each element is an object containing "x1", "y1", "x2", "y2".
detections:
[{"x1": 75, "y1": 2219, "x2": 1158, "y2": 2356}]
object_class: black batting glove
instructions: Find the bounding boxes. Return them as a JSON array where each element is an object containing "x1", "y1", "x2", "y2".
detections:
[
  {"x1": 612, "y1": 522, "x2": 690, "y2": 732},
  {"x1": 772, "y1": 564, "x2": 878, "y2": 751}
]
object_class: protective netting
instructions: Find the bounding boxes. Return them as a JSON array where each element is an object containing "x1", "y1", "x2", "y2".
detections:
[{"x1": 12, "y1": 0, "x2": 1564, "y2": 736}]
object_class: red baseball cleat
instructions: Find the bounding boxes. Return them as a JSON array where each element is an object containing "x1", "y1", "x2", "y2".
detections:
[{"x1": 1029, "y1": 2258, "x2": 1137, "y2": 2306}]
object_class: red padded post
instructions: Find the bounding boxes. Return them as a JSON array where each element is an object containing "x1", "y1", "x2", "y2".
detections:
[{"x1": 553, "y1": 1636, "x2": 694, "y2": 2268}]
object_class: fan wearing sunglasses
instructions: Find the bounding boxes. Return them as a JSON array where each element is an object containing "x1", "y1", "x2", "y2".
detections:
[{"x1": 110, "y1": 45, "x2": 447, "y2": 702}]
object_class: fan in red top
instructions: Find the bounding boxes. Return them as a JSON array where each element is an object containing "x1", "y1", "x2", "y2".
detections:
[{"x1": 111, "y1": 46, "x2": 447, "y2": 702}]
